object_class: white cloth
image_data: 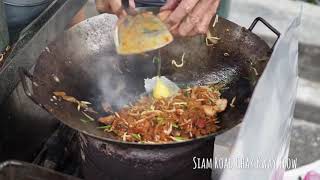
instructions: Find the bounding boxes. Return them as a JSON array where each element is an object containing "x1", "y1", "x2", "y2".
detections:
[{"x1": 218, "y1": 9, "x2": 301, "y2": 180}]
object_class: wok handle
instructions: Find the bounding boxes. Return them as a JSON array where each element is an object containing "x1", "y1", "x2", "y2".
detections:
[
  {"x1": 248, "y1": 17, "x2": 281, "y2": 50},
  {"x1": 19, "y1": 67, "x2": 43, "y2": 107}
]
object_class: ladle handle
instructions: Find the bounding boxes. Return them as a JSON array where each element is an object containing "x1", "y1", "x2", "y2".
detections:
[
  {"x1": 19, "y1": 67, "x2": 44, "y2": 108},
  {"x1": 248, "y1": 17, "x2": 281, "y2": 50}
]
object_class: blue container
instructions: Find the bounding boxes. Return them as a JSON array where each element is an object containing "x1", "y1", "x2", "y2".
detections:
[
  {"x1": 4, "y1": 0, "x2": 52, "y2": 29},
  {"x1": 0, "y1": 0, "x2": 9, "y2": 53}
]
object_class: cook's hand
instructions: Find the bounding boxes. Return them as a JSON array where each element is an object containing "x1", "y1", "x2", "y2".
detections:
[
  {"x1": 95, "y1": 0, "x2": 135, "y2": 18},
  {"x1": 159, "y1": 0, "x2": 221, "y2": 37}
]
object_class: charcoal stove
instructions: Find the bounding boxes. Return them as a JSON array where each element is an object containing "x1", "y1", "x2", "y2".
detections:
[{"x1": 80, "y1": 135, "x2": 214, "y2": 180}]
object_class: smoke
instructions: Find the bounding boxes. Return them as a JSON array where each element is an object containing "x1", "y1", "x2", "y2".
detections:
[
  {"x1": 82, "y1": 53, "x2": 130, "y2": 110},
  {"x1": 85, "y1": 52, "x2": 156, "y2": 111}
]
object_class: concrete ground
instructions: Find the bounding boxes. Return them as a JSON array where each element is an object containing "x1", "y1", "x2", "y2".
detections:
[
  {"x1": 229, "y1": 0, "x2": 320, "y2": 46},
  {"x1": 215, "y1": 118, "x2": 320, "y2": 168}
]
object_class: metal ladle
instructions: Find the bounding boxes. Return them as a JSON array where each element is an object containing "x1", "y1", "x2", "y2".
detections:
[{"x1": 114, "y1": 1, "x2": 173, "y2": 55}]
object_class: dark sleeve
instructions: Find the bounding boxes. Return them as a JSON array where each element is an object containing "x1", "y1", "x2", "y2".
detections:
[{"x1": 134, "y1": 0, "x2": 166, "y2": 6}]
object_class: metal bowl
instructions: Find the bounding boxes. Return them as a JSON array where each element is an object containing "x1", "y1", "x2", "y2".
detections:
[{"x1": 4, "y1": 0, "x2": 53, "y2": 29}]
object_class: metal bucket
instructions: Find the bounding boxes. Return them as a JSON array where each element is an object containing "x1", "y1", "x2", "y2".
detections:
[
  {"x1": 0, "y1": 0, "x2": 9, "y2": 53},
  {"x1": 0, "y1": 160, "x2": 81, "y2": 180}
]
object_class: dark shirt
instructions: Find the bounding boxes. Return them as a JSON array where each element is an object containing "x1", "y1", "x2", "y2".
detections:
[{"x1": 135, "y1": 0, "x2": 166, "y2": 6}]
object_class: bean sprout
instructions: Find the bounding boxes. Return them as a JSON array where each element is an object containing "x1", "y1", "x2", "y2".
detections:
[
  {"x1": 122, "y1": 132, "x2": 127, "y2": 142},
  {"x1": 97, "y1": 86, "x2": 227, "y2": 143},
  {"x1": 252, "y1": 67, "x2": 259, "y2": 76},
  {"x1": 82, "y1": 112, "x2": 95, "y2": 121},
  {"x1": 172, "y1": 52, "x2": 185, "y2": 68},
  {"x1": 206, "y1": 31, "x2": 220, "y2": 46},
  {"x1": 212, "y1": 15, "x2": 219, "y2": 28},
  {"x1": 230, "y1": 96, "x2": 236, "y2": 108}
]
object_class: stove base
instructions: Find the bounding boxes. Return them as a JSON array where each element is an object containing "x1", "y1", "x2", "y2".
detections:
[{"x1": 80, "y1": 134, "x2": 214, "y2": 180}]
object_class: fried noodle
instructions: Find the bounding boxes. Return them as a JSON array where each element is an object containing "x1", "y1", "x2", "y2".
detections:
[{"x1": 98, "y1": 86, "x2": 227, "y2": 143}]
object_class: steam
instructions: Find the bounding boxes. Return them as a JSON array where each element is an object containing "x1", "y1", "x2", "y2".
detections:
[
  {"x1": 85, "y1": 52, "x2": 156, "y2": 111},
  {"x1": 87, "y1": 54, "x2": 135, "y2": 110}
]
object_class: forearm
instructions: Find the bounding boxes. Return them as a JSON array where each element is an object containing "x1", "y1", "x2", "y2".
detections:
[
  {"x1": 95, "y1": 0, "x2": 127, "y2": 17},
  {"x1": 95, "y1": 0, "x2": 107, "y2": 13}
]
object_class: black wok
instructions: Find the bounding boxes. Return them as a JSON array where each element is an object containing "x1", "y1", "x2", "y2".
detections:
[{"x1": 20, "y1": 13, "x2": 280, "y2": 180}]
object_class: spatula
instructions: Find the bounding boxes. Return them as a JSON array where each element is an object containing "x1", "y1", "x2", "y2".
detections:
[{"x1": 114, "y1": 2, "x2": 173, "y2": 55}]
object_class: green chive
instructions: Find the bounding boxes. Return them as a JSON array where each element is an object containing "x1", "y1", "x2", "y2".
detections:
[
  {"x1": 172, "y1": 136, "x2": 187, "y2": 142},
  {"x1": 172, "y1": 123, "x2": 179, "y2": 129},
  {"x1": 97, "y1": 125, "x2": 112, "y2": 130},
  {"x1": 131, "y1": 133, "x2": 141, "y2": 141},
  {"x1": 184, "y1": 91, "x2": 190, "y2": 97},
  {"x1": 152, "y1": 56, "x2": 160, "y2": 64}
]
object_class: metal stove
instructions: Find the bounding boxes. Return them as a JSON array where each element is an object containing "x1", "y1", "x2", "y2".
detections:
[{"x1": 0, "y1": 0, "x2": 86, "y2": 103}]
